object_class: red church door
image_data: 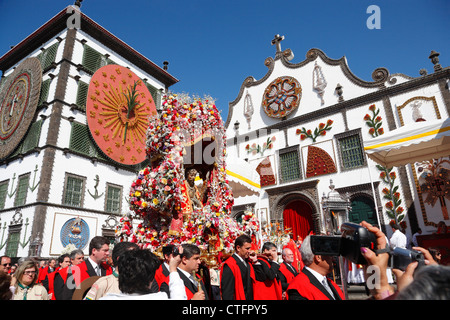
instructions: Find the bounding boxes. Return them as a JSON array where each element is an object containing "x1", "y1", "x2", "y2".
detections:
[{"x1": 283, "y1": 200, "x2": 314, "y2": 241}]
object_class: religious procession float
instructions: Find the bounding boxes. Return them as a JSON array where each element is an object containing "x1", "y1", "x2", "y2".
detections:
[{"x1": 115, "y1": 93, "x2": 262, "y2": 267}]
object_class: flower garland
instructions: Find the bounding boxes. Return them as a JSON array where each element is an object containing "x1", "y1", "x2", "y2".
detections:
[
  {"x1": 364, "y1": 104, "x2": 384, "y2": 137},
  {"x1": 115, "y1": 214, "x2": 134, "y2": 242},
  {"x1": 296, "y1": 119, "x2": 333, "y2": 142},
  {"x1": 245, "y1": 136, "x2": 276, "y2": 156},
  {"x1": 238, "y1": 209, "x2": 260, "y2": 236},
  {"x1": 378, "y1": 165, "x2": 404, "y2": 224},
  {"x1": 123, "y1": 93, "x2": 257, "y2": 255}
]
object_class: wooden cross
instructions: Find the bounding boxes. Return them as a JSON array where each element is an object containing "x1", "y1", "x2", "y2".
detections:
[{"x1": 271, "y1": 34, "x2": 284, "y2": 53}]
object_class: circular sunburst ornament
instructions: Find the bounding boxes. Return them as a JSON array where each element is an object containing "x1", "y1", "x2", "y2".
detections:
[
  {"x1": 0, "y1": 57, "x2": 42, "y2": 159},
  {"x1": 86, "y1": 65, "x2": 157, "y2": 165},
  {"x1": 262, "y1": 76, "x2": 301, "y2": 119}
]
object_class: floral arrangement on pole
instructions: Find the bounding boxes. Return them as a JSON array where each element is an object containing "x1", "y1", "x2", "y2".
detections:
[
  {"x1": 261, "y1": 221, "x2": 291, "y2": 249},
  {"x1": 378, "y1": 165, "x2": 405, "y2": 224},
  {"x1": 296, "y1": 119, "x2": 333, "y2": 142},
  {"x1": 122, "y1": 93, "x2": 257, "y2": 256},
  {"x1": 364, "y1": 104, "x2": 384, "y2": 137}
]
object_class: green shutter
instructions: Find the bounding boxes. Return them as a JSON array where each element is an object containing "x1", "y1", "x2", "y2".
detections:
[
  {"x1": 38, "y1": 79, "x2": 52, "y2": 106},
  {"x1": 82, "y1": 45, "x2": 102, "y2": 74},
  {"x1": 145, "y1": 83, "x2": 161, "y2": 109},
  {"x1": 69, "y1": 122, "x2": 97, "y2": 157},
  {"x1": 39, "y1": 42, "x2": 59, "y2": 70},
  {"x1": 21, "y1": 120, "x2": 43, "y2": 153},
  {"x1": 75, "y1": 81, "x2": 89, "y2": 110},
  {"x1": 6, "y1": 231, "x2": 20, "y2": 257},
  {"x1": 0, "y1": 181, "x2": 8, "y2": 210},
  {"x1": 14, "y1": 174, "x2": 30, "y2": 207}
]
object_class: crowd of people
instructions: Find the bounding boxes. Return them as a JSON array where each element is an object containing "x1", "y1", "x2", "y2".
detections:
[{"x1": 1, "y1": 221, "x2": 449, "y2": 300}]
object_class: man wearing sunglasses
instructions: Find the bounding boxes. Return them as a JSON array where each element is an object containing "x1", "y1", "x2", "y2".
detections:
[{"x1": 1, "y1": 255, "x2": 12, "y2": 274}]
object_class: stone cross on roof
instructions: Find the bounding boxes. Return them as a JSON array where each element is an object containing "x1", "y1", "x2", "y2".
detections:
[{"x1": 271, "y1": 34, "x2": 284, "y2": 54}]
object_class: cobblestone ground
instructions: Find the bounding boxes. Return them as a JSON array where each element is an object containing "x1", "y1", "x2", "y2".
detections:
[{"x1": 346, "y1": 284, "x2": 370, "y2": 300}]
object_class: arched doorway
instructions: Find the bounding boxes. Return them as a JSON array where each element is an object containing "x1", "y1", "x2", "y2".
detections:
[
  {"x1": 283, "y1": 200, "x2": 314, "y2": 241},
  {"x1": 349, "y1": 195, "x2": 377, "y2": 225}
]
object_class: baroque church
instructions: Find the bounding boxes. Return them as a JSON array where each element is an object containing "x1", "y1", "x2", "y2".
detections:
[
  {"x1": 0, "y1": 3, "x2": 449, "y2": 264},
  {"x1": 0, "y1": 3, "x2": 177, "y2": 258},
  {"x1": 225, "y1": 34, "x2": 450, "y2": 256}
]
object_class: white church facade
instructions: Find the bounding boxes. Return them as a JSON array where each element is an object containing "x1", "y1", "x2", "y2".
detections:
[
  {"x1": 0, "y1": 4, "x2": 177, "y2": 259},
  {"x1": 225, "y1": 35, "x2": 450, "y2": 247}
]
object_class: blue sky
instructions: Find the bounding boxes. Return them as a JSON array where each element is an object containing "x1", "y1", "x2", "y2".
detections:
[{"x1": 0, "y1": 0, "x2": 449, "y2": 121}]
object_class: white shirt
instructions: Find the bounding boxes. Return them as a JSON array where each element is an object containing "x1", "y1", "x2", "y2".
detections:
[
  {"x1": 178, "y1": 267, "x2": 196, "y2": 284},
  {"x1": 88, "y1": 257, "x2": 101, "y2": 275},
  {"x1": 389, "y1": 229, "x2": 407, "y2": 250},
  {"x1": 304, "y1": 266, "x2": 335, "y2": 299},
  {"x1": 304, "y1": 266, "x2": 327, "y2": 284},
  {"x1": 99, "y1": 271, "x2": 187, "y2": 300}
]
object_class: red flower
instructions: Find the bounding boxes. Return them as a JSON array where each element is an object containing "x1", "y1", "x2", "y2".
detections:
[
  {"x1": 369, "y1": 128, "x2": 375, "y2": 134},
  {"x1": 364, "y1": 114, "x2": 371, "y2": 121},
  {"x1": 300, "y1": 134, "x2": 307, "y2": 140},
  {"x1": 380, "y1": 172, "x2": 386, "y2": 179},
  {"x1": 377, "y1": 128, "x2": 384, "y2": 135},
  {"x1": 319, "y1": 123, "x2": 325, "y2": 129},
  {"x1": 296, "y1": 129, "x2": 301, "y2": 135},
  {"x1": 369, "y1": 104, "x2": 376, "y2": 111},
  {"x1": 375, "y1": 116, "x2": 382, "y2": 122},
  {"x1": 382, "y1": 188, "x2": 390, "y2": 194},
  {"x1": 396, "y1": 207, "x2": 404, "y2": 214},
  {"x1": 327, "y1": 119, "x2": 333, "y2": 126},
  {"x1": 385, "y1": 201, "x2": 394, "y2": 210},
  {"x1": 389, "y1": 172, "x2": 396, "y2": 179}
]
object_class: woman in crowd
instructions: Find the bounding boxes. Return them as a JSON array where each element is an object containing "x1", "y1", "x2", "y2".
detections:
[{"x1": 12, "y1": 260, "x2": 48, "y2": 300}]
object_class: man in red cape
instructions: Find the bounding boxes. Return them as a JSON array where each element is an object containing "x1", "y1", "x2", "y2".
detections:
[
  {"x1": 220, "y1": 234, "x2": 264, "y2": 300},
  {"x1": 253, "y1": 242, "x2": 282, "y2": 300},
  {"x1": 54, "y1": 237, "x2": 112, "y2": 300},
  {"x1": 283, "y1": 236, "x2": 303, "y2": 272}
]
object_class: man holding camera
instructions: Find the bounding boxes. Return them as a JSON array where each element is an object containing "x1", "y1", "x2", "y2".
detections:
[{"x1": 286, "y1": 235, "x2": 345, "y2": 300}]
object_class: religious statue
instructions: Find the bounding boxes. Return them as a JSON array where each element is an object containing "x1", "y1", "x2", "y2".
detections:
[
  {"x1": 169, "y1": 168, "x2": 208, "y2": 236},
  {"x1": 185, "y1": 168, "x2": 204, "y2": 212}
]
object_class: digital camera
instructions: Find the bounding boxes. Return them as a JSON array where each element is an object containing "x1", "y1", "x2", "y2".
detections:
[
  {"x1": 392, "y1": 247, "x2": 425, "y2": 271},
  {"x1": 310, "y1": 222, "x2": 377, "y2": 264}
]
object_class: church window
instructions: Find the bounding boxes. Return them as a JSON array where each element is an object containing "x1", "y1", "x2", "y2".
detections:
[
  {"x1": 21, "y1": 120, "x2": 43, "y2": 154},
  {"x1": 105, "y1": 184, "x2": 122, "y2": 214},
  {"x1": 336, "y1": 130, "x2": 365, "y2": 170},
  {"x1": 5, "y1": 231, "x2": 20, "y2": 257},
  {"x1": 70, "y1": 122, "x2": 97, "y2": 157},
  {"x1": 63, "y1": 174, "x2": 86, "y2": 207},
  {"x1": 144, "y1": 80, "x2": 161, "y2": 110},
  {"x1": 0, "y1": 180, "x2": 8, "y2": 209},
  {"x1": 37, "y1": 42, "x2": 60, "y2": 70},
  {"x1": 75, "y1": 80, "x2": 89, "y2": 110},
  {"x1": 279, "y1": 146, "x2": 301, "y2": 183},
  {"x1": 14, "y1": 174, "x2": 30, "y2": 207},
  {"x1": 38, "y1": 78, "x2": 52, "y2": 106}
]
